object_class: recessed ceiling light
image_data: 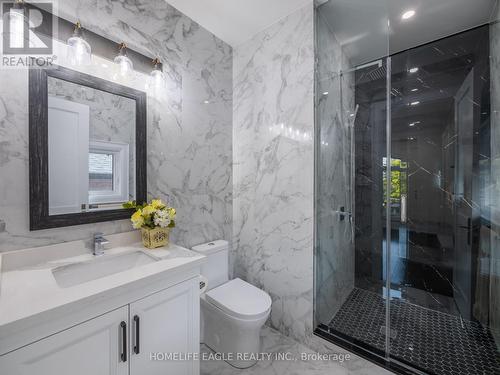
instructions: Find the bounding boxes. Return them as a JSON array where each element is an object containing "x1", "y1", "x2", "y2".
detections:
[
  {"x1": 322, "y1": 91, "x2": 329, "y2": 96},
  {"x1": 409, "y1": 121, "x2": 421, "y2": 127},
  {"x1": 410, "y1": 101, "x2": 420, "y2": 106},
  {"x1": 409, "y1": 67, "x2": 419, "y2": 73},
  {"x1": 402, "y1": 10, "x2": 416, "y2": 20},
  {"x1": 411, "y1": 88, "x2": 419, "y2": 92}
]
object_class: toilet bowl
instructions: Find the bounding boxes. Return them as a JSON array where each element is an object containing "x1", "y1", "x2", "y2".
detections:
[{"x1": 192, "y1": 241, "x2": 272, "y2": 369}]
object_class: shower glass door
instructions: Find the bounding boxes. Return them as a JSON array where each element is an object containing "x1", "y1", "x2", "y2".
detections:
[
  {"x1": 315, "y1": 1, "x2": 500, "y2": 374},
  {"x1": 388, "y1": 25, "x2": 500, "y2": 374},
  {"x1": 314, "y1": 0, "x2": 390, "y2": 358}
]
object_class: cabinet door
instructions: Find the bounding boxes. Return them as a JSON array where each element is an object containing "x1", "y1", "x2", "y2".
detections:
[
  {"x1": 0, "y1": 306, "x2": 129, "y2": 375},
  {"x1": 130, "y1": 278, "x2": 200, "y2": 375}
]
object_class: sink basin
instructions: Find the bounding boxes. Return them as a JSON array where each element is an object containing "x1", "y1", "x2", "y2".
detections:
[{"x1": 52, "y1": 251, "x2": 157, "y2": 288}]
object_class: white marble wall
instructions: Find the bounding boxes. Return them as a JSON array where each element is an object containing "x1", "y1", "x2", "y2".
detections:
[
  {"x1": 232, "y1": 4, "x2": 315, "y2": 343},
  {"x1": 0, "y1": 0, "x2": 232, "y2": 252}
]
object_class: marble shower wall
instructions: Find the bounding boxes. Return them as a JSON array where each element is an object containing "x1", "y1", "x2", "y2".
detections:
[
  {"x1": 232, "y1": 4, "x2": 315, "y2": 343},
  {"x1": 314, "y1": 10, "x2": 355, "y2": 325},
  {"x1": 489, "y1": 7, "x2": 500, "y2": 349},
  {"x1": 0, "y1": 0, "x2": 232, "y2": 252}
]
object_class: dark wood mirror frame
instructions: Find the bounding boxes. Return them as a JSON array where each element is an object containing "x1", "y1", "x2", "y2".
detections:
[{"x1": 29, "y1": 65, "x2": 147, "y2": 230}]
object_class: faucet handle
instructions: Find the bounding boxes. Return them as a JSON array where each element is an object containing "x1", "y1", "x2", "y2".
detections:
[
  {"x1": 94, "y1": 232, "x2": 109, "y2": 244},
  {"x1": 93, "y1": 232, "x2": 109, "y2": 256}
]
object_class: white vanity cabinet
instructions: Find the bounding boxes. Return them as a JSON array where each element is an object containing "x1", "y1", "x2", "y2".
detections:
[
  {"x1": 0, "y1": 306, "x2": 129, "y2": 375},
  {"x1": 130, "y1": 278, "x2": 199, "y2": 375},
  {"x1": 0, "y1": 277, "x2": 200, "y2": 375}
]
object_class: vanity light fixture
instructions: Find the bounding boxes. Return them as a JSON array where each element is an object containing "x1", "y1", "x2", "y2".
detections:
[
  {"x1": 67, "y1": 21, "x2": 92, "y2": 65},
  {"x1": 10, "y1": 0, "x2": 26, "y2": 49},
  {"x1": 114, "y1": 42, "x2": 133, "y2": 77},
  {"x1": 401, "y1": 10, "x2": 416, "y2": 20},
  {"x1": 150, "y1": 57, "x2": 165, "y2": 86}
]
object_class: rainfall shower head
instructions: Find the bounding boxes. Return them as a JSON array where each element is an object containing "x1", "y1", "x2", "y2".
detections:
[{"x1": 356, "y1": 64, "x2": 387, "y2": 84}]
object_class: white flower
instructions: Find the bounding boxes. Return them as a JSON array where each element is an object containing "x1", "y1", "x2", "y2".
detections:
[{"x1": 154, "y1": 209, "x2": 171, "y2": 228}]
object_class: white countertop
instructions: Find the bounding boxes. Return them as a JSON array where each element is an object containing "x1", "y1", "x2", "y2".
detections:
[{"x1": 0, "y1": 240, "x2": 205, "y2": 331}]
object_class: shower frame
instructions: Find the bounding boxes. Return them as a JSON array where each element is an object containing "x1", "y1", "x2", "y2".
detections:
[{"x1": 313, "y1": 14, "x2": 496, "y2": 375}]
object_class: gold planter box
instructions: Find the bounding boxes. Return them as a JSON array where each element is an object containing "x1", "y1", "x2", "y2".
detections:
[{"x1": 141, "y1": 227, "x2": 170, "y2": 249}]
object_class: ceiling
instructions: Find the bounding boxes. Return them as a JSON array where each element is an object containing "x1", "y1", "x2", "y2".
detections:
[
  {"x1": 165, "y1": 0, "x2": 312, "y2": 47},
  {"x1": 319, "y1": 0, "x2": 498, "y2": 67},
  {"x1": 354, "y1": 25, "x2": 489, "y2": 142}
]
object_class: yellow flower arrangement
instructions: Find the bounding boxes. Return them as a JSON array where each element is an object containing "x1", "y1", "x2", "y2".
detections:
[
  {"x1": 123, "y1": 199, "x2": 176, "y2": 230},
  {"x1": 131, "y1": 209, "x2": 144, "y2": 229}
]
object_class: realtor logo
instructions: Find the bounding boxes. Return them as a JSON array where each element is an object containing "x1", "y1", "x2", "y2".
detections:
[
  {"x1": 2, "y1": 1, "x2": 53, "y2": 54},
  {"x1": 1, "y1": 0, "x2": 56, "y2": 68}
]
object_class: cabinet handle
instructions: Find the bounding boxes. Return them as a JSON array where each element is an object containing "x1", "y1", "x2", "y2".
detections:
[
  {"x1": 120, "y1": 321, "x2": 127, "y2": 362},
  {"x1": 133, "y1": 315, "x2": 140, "y2": 354}
]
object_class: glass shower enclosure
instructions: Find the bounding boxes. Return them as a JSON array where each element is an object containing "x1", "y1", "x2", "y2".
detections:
[{"x1": 314, "y1": 1, "x2": 500, "y2": 374}]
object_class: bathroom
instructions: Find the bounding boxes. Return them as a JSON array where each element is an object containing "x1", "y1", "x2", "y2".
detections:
[{"x1": 0, "y1": 0, "x2": 498, "y2": 374}]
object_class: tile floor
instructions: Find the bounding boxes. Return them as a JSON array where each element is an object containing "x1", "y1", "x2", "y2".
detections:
[
  {"x1": 329, "y1": 288, "x2": 500, "y2": 375},
  {"x1": 200, "y1": 326, "x2": 392, "y2": 375}
]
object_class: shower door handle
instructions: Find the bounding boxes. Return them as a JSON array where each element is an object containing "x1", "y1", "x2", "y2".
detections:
[
  {"x1": 336, "y1": 207, "x2": 352, "y2": 222},
  {"x1": 401, "y1": 194, "x2": 407, "y2": 223}
]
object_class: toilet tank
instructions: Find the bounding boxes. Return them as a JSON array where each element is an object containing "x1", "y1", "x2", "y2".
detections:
[{"x1": 191, "y1": 240, "x2": 229, "y2": 290}]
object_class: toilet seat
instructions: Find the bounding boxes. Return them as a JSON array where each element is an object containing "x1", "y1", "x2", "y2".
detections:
[{"x1": 206, "y1": 278, "x2": 272, "y2": 320}]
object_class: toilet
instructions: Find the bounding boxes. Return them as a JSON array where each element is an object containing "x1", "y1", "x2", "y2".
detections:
[{"x1": 191, "y1": 240, "x2": 272, "y2": 369}]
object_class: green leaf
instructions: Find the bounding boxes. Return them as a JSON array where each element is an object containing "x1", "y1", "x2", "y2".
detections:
[{"x1": 122, "y1": 200, "x2": 137, "y2": 209}]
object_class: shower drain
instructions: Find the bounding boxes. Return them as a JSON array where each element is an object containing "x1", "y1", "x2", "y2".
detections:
[{"x1": 380, "y1": 326, "x2": 398, "y2": 339}]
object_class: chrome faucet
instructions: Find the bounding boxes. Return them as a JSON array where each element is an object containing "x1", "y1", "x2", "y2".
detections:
[{"x1": 93, "y1": 232, "x2": 109, "y2": 256}]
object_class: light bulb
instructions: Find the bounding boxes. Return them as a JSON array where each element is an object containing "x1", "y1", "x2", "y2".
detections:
[
  {"x1": 401, "y1": 10, "x2": 416, "y2": 20},
  {"x1": 114, "y1": 43, "x2": 133, "y2": 77},
  {"x1": 67, "y1": 21, "x2": 91, "y2": 65},
  {"x1": 148, "y1": 58, "x2": 165, "y2": 89}
]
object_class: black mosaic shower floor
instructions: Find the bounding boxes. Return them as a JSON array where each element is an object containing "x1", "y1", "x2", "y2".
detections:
[{"x1": 329, "y1": 288, "x2": 500, "y2": 375}]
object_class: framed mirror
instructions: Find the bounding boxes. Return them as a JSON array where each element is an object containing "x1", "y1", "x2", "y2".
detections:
[{"x1": 29, "y1": 65, "x2": 147, "y2": 230}]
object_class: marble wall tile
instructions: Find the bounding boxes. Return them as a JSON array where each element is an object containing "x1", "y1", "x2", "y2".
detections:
[
  {"x1": 489, "y1": 10, "x2": 500, "y2": 348},
  {"x1": 0, "y1": 0, "x2": 232, "y2": 252},
  {"x1": 232, "y1": 4, "x2": 315, "y2": 343}
]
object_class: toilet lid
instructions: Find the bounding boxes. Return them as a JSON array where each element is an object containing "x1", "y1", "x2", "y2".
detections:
[{"x1": 206, "y1": 278, "x2": 272, "y2": 320}]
